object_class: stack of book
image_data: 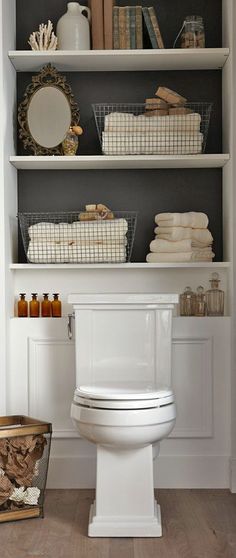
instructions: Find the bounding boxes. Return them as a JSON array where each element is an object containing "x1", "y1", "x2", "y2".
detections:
[{"x1": 88, "y1": 2, "x2": 165, "y2": 50}]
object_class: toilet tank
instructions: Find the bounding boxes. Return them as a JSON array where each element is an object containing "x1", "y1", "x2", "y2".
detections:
[{"x1": 68, "y1": 294, "x2": 178, "y2": 389}]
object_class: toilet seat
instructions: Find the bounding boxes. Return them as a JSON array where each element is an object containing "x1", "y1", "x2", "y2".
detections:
[{"x1": 74, "y1": 383, "x2": 174, "y2": 410}]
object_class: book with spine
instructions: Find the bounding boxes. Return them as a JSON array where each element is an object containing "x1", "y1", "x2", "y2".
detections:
[
  {"x1": 119, "y1": 7, "x2": 126, "y2": 50},
  {"x1": 142, "y1": 7, "x2": 158, "y2": 48},
  {"x1": 88, "y1": 0, "x2": 104, "y2": 49},
  {"x1": 104, "y1": 0, "x2": 115, "y2": 50},
  {"x1": 148, "y1": 6, "x2": 165, "y2": 49},
  {"x1": 125, "y1": 7, "x2": 131, "y2": 49},
  {"x1": 136, "y1": 6, "x2": 143, "y2": 49},
  {"x1": 129, "y1": 7, "x2": 136, "y2": 49},
  {"x1": 113, "y1": 6, "x2": 119, "y2": 49}
]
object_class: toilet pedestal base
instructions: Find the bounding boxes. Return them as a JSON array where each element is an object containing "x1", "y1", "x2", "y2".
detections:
[
  {"x1": 88, "y1": 499, "x2": 162, "y2": 538},
  {"x1": 88, "y1": 443, "x2": 162, "y2": 538}
]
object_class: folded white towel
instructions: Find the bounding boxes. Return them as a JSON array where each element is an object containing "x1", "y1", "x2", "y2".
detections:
[
  {"x1": 146, "y1": 251, "x2": 214, "y2": 263},
  {"x1": 28, "y1": 219, "x2": 128, "y2": 243},
  {"x1": 155, "y1": 226, "x2": 213, "y2": 244},
  {"x1": 27, "y1": 242, "x2": 127, "y2": 264},
  {"x1": 104, "y1": 112, "x2": 201, "y2": 133},
  {"x1": 150, "y1": 238, "x2": 192, "y2": 253},
  {"x1": 155, "y1": 212, "x2": 209, "y2": 229},
  {"x1": 102, "y1": 132, "x2": 203, "y2": 156}
]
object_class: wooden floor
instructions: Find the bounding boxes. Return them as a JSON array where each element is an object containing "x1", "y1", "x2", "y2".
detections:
[{"x1": 1, "y1": 490, "x2": 236, "y2": 558}]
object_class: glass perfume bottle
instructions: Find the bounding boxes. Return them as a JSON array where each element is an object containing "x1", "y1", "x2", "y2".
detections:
[
  {"x1": 30, "y1": 293, "x2": 40, "y2": 318},
  {"x1": 41, "y1": 293, "x2": 51, "y2": 318},
  {"x1": 206, "y1": 273, "x2": 224, "y2": 316},
  {"x1": 18, "y1": 293, "x2": 28, "y2": 317},
  {"x1": 195, "y1": 286, "x2": 206, "y2": 317},
  {"x1": 180, "y1": 287, "x2": 196, "y2": 316},
  {"x1": 51, "y1": 293, "x2": 62, "y2": 318}
]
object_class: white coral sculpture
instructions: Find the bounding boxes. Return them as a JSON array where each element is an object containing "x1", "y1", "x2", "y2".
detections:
[{"x1": 28, "y1": 20, "x2": 58, "y2": 51}]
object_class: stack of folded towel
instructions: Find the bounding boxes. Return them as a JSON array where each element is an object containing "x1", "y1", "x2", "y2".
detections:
[
  {"x1": 103, "y1": 112, "x2": 203, "y2": 156},
  {"x1": 27, "y1": 219, "x2": 128, "y2": 263},
  {"x1": 146, "y1": 212, "x2": 215, "y2": 263}
]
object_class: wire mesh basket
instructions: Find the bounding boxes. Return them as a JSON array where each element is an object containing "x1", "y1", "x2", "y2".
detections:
[
  {"x1": 93, "y1": 102, "x2": 213, "y2": 155},
  {"x1": 0, "y1": 416, "x2": 51, "y2": 522},
  {"x1": 19, "y1": 210, "x2": 138, "y2": 264}
]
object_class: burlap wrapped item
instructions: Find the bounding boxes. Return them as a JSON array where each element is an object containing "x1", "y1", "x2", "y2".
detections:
[{"x1": 0, "y1": 473, "x2": 14, "y2": 505}]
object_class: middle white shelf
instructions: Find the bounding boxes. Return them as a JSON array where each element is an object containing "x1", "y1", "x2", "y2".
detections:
[{"x1": 10, "y1": 154, "x2": 230, "y2": 170}]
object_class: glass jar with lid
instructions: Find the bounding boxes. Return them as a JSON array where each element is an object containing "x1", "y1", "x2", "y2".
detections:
[
  {"x1": 206, "y1": 273, "x2": 224, "y2": 316},
  {"x1": 195, "y1": 286, "x2": 206, "y2": 317},
  {"x1": 180, "y1": 287, "x2": 196, "y2": 316},
  {"x1": 174, "y1": 16, "x2": 205, "y2": 49}
]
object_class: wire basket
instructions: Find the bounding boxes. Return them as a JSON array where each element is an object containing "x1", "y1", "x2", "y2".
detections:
[
  {"x1": 93, "y1": 102, "x2": 213, "y2": 155},
  {"x1": 18, "y1": 211, "x2": 138, "y2": 264},
  {"x1": 0, "y1": 416, "x2": 51, "y2": 522}
]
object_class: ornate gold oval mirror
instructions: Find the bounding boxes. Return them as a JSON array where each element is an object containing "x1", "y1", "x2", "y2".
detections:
[{"x1": 18, "y1": 65, "x2": 80, "y2": 155}]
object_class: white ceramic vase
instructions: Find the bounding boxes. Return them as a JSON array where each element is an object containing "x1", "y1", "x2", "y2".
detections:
[{"x1": 57, "y1": 2, "x2": 91, "y2": 50}]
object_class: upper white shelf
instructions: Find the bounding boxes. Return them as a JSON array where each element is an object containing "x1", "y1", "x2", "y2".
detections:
[
  {"x1": 10, "y1": 154, "x2": 230, "y2": 170},
  {"x1": 8, "y1": 48, "x2": 229, "y2": 72}
]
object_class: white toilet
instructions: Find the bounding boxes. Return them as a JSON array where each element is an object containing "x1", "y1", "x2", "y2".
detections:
[{"x1": 69, "y1": 293, "x2": 178, "y2": 537}]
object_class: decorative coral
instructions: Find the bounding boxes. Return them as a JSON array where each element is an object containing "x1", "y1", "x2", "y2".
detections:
[{"x1": 28, "y1": 20, "x2": 58, "y2": 51}]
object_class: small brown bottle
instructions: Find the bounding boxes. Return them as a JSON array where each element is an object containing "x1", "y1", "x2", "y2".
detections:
[
  {"x1": 51, "y1": 293, "x2": 62, "y2": 318},
  {"x1": 41, "y1": 293, "x2": 51, "y2": 318},
  {"x1": 18, "y1": 293, "x2": 28, "y2": 318},
  {"x1": 30, "y1": 293, "x2": 40, "y2": 318}
]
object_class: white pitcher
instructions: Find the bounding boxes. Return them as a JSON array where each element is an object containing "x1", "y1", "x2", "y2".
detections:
[{"x1": 57, "y1": 2, "x2": 91, "y2": 50}]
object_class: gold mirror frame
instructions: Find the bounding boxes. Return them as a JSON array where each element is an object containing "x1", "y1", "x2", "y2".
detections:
[{"x1": 18, "y1": 64, "x2": 80, "y2": 156}]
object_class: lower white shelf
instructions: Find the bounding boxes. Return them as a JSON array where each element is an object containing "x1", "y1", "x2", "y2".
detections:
[
  {"x1": 10, "y1": 154, "x2": 230, "y2": 170},
  {"x1": 10, "y1": 262, "x2": 230, "y2": 270}
]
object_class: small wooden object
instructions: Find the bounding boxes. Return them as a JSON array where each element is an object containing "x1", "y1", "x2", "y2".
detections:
[{"x1": 156, "y1": 86, "x2": 187, "y2": 106}]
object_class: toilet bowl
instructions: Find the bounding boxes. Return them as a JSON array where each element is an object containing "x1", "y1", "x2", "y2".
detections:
[{"x1": 68, "y1": 293, "x2": 178, "y2": 537}]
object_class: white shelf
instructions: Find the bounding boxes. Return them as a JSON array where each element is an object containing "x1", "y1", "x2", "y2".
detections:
[
  {"x1": 10, "y1": 262, "x2": 231, "y2": 270},
  {"x1": 8, "y1": 48, "x2": 229, "y2": 72},
  {"x1": 10, "y1": 154, "x2": 230, "y2": 170}
]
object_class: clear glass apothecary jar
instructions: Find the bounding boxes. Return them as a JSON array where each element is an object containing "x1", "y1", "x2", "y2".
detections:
[
  {"x1": 180, "y1": 286, "x2": 196, "y2": 316},
  {"x1": 195, "y1": 286, "x2": 206, "y2": 317},
  {"x1": 206, "y1": 273, "x2": 224, "y2": 316},
  {"x1": 174, "y1": 16, "x2": 205, "y2": 49}
]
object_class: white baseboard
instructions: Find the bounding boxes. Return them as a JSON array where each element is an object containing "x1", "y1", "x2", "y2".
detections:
[
  {"x1": 47, "y1": 455, "x2": 230, "y2": 489},
  {"x1": 230, "y1": 458, "x2": 236, "y2": 492}
]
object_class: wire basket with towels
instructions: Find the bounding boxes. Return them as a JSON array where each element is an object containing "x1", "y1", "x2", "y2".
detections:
[
  {"x1": 18, "y1": 209, "x2": 138, "y2": 264},
  {"x1": 93, "y1": 102, "x2": 213, "y2": 155}
]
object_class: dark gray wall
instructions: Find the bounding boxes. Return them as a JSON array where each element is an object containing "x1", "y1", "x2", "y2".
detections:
[{"x1": 16, "y1": 1, "x2": 223, "y2": 263}]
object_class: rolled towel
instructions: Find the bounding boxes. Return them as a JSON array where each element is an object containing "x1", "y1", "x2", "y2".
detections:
[
  {"x1": 27, "y1": 242, "x2": 127, "y2": 264},
  {"x1": 104, "y1": 112, "x2": 201, "y2": 133},
  {"x1": 155, "y1": 226, "x2": 213, "y2": 244},
  {"x1": 146, "y1": 251, "x2": 214, "y2": 263},
  {"x1": 28, "y1": 219, "x2": 128, "y2": 243},
  {"x1": 150, "y1": 238, "x2": 192, "y2": 253},
  {"x1": 155, "y1": 212, "x2": 209, "y2": 229},
  {"x1": 102, "y1": 132, "x2": 203, "y2": 156}
]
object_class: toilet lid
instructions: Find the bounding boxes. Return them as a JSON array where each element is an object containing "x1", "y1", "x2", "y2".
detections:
[{"x1": 74, "y1": 383, "x2": 174, "y2": 410}]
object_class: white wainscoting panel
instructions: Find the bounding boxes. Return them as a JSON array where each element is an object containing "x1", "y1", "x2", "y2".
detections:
[
  {"x1": 28, "y1": 337, "x2": 76, "y2": 438},
  {"x1": 171, "y1": 336, "x2": 213, "y2": 437}
]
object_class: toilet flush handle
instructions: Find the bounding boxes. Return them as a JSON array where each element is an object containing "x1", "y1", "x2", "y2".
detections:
[{"x1": 67, "y1": 312, "x2": 75, "y2": 340}]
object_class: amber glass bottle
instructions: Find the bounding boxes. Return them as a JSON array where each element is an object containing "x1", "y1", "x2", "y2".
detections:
[
  {"x1": 41, "y1": 293, "x2": 51, "y2": 317},
  {"x1": 18, "y1": 293, "x2": 28, "y2": 317},
  {"x1": 30, "y1": 293, "x2": 40, "y2": 318},
  {"x1": 51, "y1": 293, "x2": 62, "y2": 318}
]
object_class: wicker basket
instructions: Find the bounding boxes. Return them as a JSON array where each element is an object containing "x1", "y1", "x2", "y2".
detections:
[
  {"x1": 93, "y1": 102, "x2": 213, "y2": 155},
  {"x1": 18, "y1": 210, "x2": 138, "y2": 264},
  {"x1": 0, "y1": 416, "x2": 52, "y2": 522}
]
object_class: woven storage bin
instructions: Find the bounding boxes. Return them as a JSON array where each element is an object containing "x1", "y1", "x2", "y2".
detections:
[
  {"x1": 93, "y1": 102, "x2": 213, "y2": 155},
  {"x1": 0, "y1": 416, "x2": 52, "y2": 522},
  {"x1": 19, "y1": 210, "x2": 137, "y2": 264}
]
